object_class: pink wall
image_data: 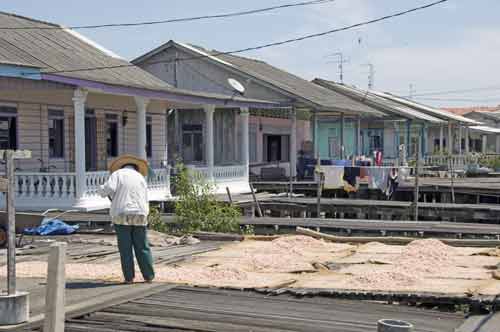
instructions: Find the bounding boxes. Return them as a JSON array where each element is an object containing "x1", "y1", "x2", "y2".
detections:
[{"x1": 249, "y1": 116, "x2": 310, "y2": 164}]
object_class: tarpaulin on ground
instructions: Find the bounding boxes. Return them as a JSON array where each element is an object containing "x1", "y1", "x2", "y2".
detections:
[{"x1": 24, "y1": 218, "x2": 79, "y2": 236}]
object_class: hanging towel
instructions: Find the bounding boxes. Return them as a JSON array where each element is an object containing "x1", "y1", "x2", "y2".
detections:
[
  {"x1": 343, "y1": 167, "x2": 360, "y2": 192},
  {"x1": 385, "y1": 168, "x2": 399, "y2": 199},
  {"x1": 368, "y1": 167, "x2": 390, "y2": 193},
  {"x1": 319, "y1": 166, "x2": 344, "y2": 189}
]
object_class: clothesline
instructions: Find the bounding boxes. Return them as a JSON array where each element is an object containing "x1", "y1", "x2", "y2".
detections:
[{"x1": 316, "y1": 165, "x2": 436, "y2": 170}]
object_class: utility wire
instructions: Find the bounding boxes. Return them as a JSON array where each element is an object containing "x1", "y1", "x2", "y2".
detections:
[
  {"x1": 22, "y1": 0, "x2": 449, "y2": 76},
  {"x1": 410, "y1": 85, "x2": 500, "y2": 97},
  {"x1": 416, "y1": 96, "x2": 500, "y2": 102},
  {"x1": 1, "y1": 0, "x2": 335, "y2": 30}
]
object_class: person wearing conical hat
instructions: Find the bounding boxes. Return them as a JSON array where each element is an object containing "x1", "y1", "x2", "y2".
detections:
[{"x1": 99, "y1": 154, "x2": 155, "y2": 284}]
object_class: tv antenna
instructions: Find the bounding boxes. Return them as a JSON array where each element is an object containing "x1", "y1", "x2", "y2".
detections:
[
  {"x1": 326, "y1": 52, "x2": 349, "y2": 83},
  {"x1": 362, "y1": 63, "x2": 375, "y2": 90}
]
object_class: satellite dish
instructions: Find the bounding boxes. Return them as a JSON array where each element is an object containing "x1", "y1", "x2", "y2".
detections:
[{"x1": 228, "y1": 78, "x2": 245, "y2": 95}]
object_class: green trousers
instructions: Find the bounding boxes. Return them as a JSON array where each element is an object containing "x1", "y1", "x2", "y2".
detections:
[{"x1": 114, "y1": 224, "x2": 155, "y2": 282}]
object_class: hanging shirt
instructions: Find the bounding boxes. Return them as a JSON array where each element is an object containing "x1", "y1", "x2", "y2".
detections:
[{"x1": 99, "y1": 168, "x2": 149, "y2": 222}]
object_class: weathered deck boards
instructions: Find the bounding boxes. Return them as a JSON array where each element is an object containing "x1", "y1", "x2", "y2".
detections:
[
  {"x1": 62, "y1": 286, "x2": 464, "y2": 332},
  {"x1": 399, "y1": 177, "x2": 500, "y2": 195},
  {"x1": 239, "y1": 217, "x2": 500, "y2": 238},
  {"x1": 456, "y1": 312, "x2": 500, "y2": 332},
  {"x1": 263, "y1": 197, "x2": 500, "y2": 223},
  {"x1": 253, "y1": 178, "x2": 500, "y2": 196}
]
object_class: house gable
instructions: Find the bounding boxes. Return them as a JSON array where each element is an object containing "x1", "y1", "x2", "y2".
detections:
[{"x1": 136, "y1": 44, "x2": 293, "y2": 105}]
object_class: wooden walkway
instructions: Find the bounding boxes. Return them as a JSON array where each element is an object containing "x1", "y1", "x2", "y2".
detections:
[
  {"x1": 59, "y1": 286, "x2": 464, "y2": 332},
  {"x1": 262, "y1": 197, "x2": 500, "y2": 223},
  {"x1": 239, "y1": 217, "x2": 500, "y2": 239}
]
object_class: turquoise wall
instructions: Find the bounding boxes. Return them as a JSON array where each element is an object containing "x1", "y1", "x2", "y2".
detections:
[{"x1": 317, "y1": 120, "x2": 356, "y2": 159}]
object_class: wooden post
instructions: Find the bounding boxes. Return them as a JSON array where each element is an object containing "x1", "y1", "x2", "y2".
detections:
[
  {"x1": 5, "y1": 151, "x2": 15, "y2": 295},
  {"x1": 449, "y1": 157, "x2": 456, "y2": 204},
  {"x1": 316, "y1": 172, "x2": 324, "y2": 218},
  {"x1": 44, "y1": 242, "x2": 67, "y2": 332},
  {"x1": 413, "y1": 139, "x2": 420, "y2": 222},
  {"x1": 225, "y1": 187, "x2": 233, "y2": 205},
  {"x1": 249, "y1": 184, "x2": 263, "y2": 218}
]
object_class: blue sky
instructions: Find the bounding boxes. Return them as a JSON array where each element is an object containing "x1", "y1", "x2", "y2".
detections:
[{"x1": 3, "y1": 0, "x2": 500, "y2": 107}]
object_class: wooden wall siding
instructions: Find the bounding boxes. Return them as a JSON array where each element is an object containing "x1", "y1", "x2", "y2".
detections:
[
  {"x1": 95, "y1": 110, "x2": 107, "y2": 169},
  {"x1": 0, "y1": 78, "x2": 169, "y2": 172},
  {"x1": 0, "y1": 77, "x2": 73, "y2": 106},
  {"x1": 17, "y1": 102, "x2": 48, "y2": 171},
  {"x1": 214, "y1": 109, "x2": 237, "y2": 165},
  {"x1": 150, "y1": 112, "x2": 167, "y2": 167},
  {"x1": 140, "y1": 48, "x2": 292, "y2": 104},
  {"x1": 65, "y1": 108, "x2": 75, "y2": 172}
]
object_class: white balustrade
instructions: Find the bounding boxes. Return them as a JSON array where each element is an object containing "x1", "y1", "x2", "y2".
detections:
[
  {"x1": 147, "y1": 168, "x2": 170, "y2": 191},
  {"x1": 213, "y1": 165, "x2": 247, "y2": 179},
  {"x1": 0, "y1": 168, "x2": 170, "y2": 211},
  {"x1": 85, "y1": 171, "x2": 110, "y2": 198},
  {"x1": 423, "y1": 154, "x2": 483, "y2": 170},
  {"x1": 14, "y1": 173, "x2": 76, "y2": 200}
]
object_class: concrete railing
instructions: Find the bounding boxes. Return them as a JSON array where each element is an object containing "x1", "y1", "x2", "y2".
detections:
[
  {"x1": 423, "y1": 155, "x2": 481, "y2": 169},
  {"x1": 15, "y1": 172, "x2": 76, "y2": 200}
]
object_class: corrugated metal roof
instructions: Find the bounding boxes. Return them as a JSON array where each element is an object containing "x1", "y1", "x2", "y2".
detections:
[
  {"x1": 473, "y1": 110, "x2": 500, "y2": 122},
  {"x1": 134, "y1": 40, "x2": 383, "y2": 115},
  {"x1": 469, "y1": 125, "x2": 500, "y2": 134},
  {"x1": 313, "y1": 79, "x2": 445, "y2": 124},
  {"x1": 0, "y1": 12, "x2": 281, "y2": 107},
  {"x1": 369, "y1": 91, "x2": 481, "y2": 125},
  {"x1": 0, "y1": 12, "x2": 174, "y2": 91}
]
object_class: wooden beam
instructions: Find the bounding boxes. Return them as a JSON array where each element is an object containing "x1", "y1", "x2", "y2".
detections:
[{"x1": 0, "y1": 150, "x2": 31, "y2": 159}]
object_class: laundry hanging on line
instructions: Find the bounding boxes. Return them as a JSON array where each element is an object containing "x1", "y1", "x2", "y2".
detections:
[
  {"x1": 318, "y1": 166, "x2": 344, "y2": 189},
  {"x1": 343, "y1": 167, "x2": 360, "y2": 192}
]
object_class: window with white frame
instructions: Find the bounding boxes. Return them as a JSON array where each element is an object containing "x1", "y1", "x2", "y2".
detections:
[
  {"x1": 0, "y1": 106, "x2": 17, "y2": 150},
  {"x1": 48, "y1": 110, "x2": 64, "y2": 158},
  {"x1": 106, "y1": 114, "x2": 119, "y2": 158}
]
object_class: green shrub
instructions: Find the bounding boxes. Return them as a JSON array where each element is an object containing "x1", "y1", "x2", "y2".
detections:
[
  {"x1": 148, "y1": 204, "x2": 166, "y2": 233},
  {"x1": 173, "y1": 164, "x2": 242, "y2": 234}
]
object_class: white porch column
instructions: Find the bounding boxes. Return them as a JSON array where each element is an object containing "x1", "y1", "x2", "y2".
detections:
[
  {"x1": 290, "y1": 108, "x2": 297, "y2": 178},
  {"x1": 357, "y1": 116, "x2": 362, "y2": 156},
  {"x1": 465, "y1": 127, "x2": 470, "y2": 154},
  {"x1": 134, "y1": 97, "x2": 149, "y2": 160},
  {"x1": 439, "y1": 124, "x2": 444, "y2": 154},
  {"x1": 73, "y1": 88, "x2": 88, "y2": 202},
  {"x1": 240, "y1": 107, "x2": 250, "y2": 177},
  {"x1": 164, "y1": 109, "x2": 169, "y2": 166},
  {"x1": 458, "y1": 125, "x2": 462, "y2": 156},
  {"x1": 482, "y1": 134, "x2": 488, "y2": 154},
  {"x1": 340, "y1": 113, "x2": 345, "y2": 159},
  {"x1": 448, "y1": 122, "x2": 453, "y2": 154},
  {"x1": 204, "y1": 105, "x2": 215, "y2": 180}
]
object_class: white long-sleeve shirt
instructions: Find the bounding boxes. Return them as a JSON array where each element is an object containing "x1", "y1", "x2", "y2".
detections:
[{"x1": 99, "y1": 168, "x2": 149, "y2": 219}]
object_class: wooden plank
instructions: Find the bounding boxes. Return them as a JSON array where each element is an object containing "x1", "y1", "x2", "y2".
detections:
[
  {"x1": 455, "y1": 312, "x2": 500, "y2": 332},
  {"x1": 238, "y1": 217, "x2": 500, "y2": 235},
  {"x1": 66, "y1": 287, "x2": 463, "y2": 332},
  {"x1": 0, "y1": 177, "x2": 8, "y2": 192},
  {"x1": 0, "y1": 150, "x2": 31, "y2": 159}
]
